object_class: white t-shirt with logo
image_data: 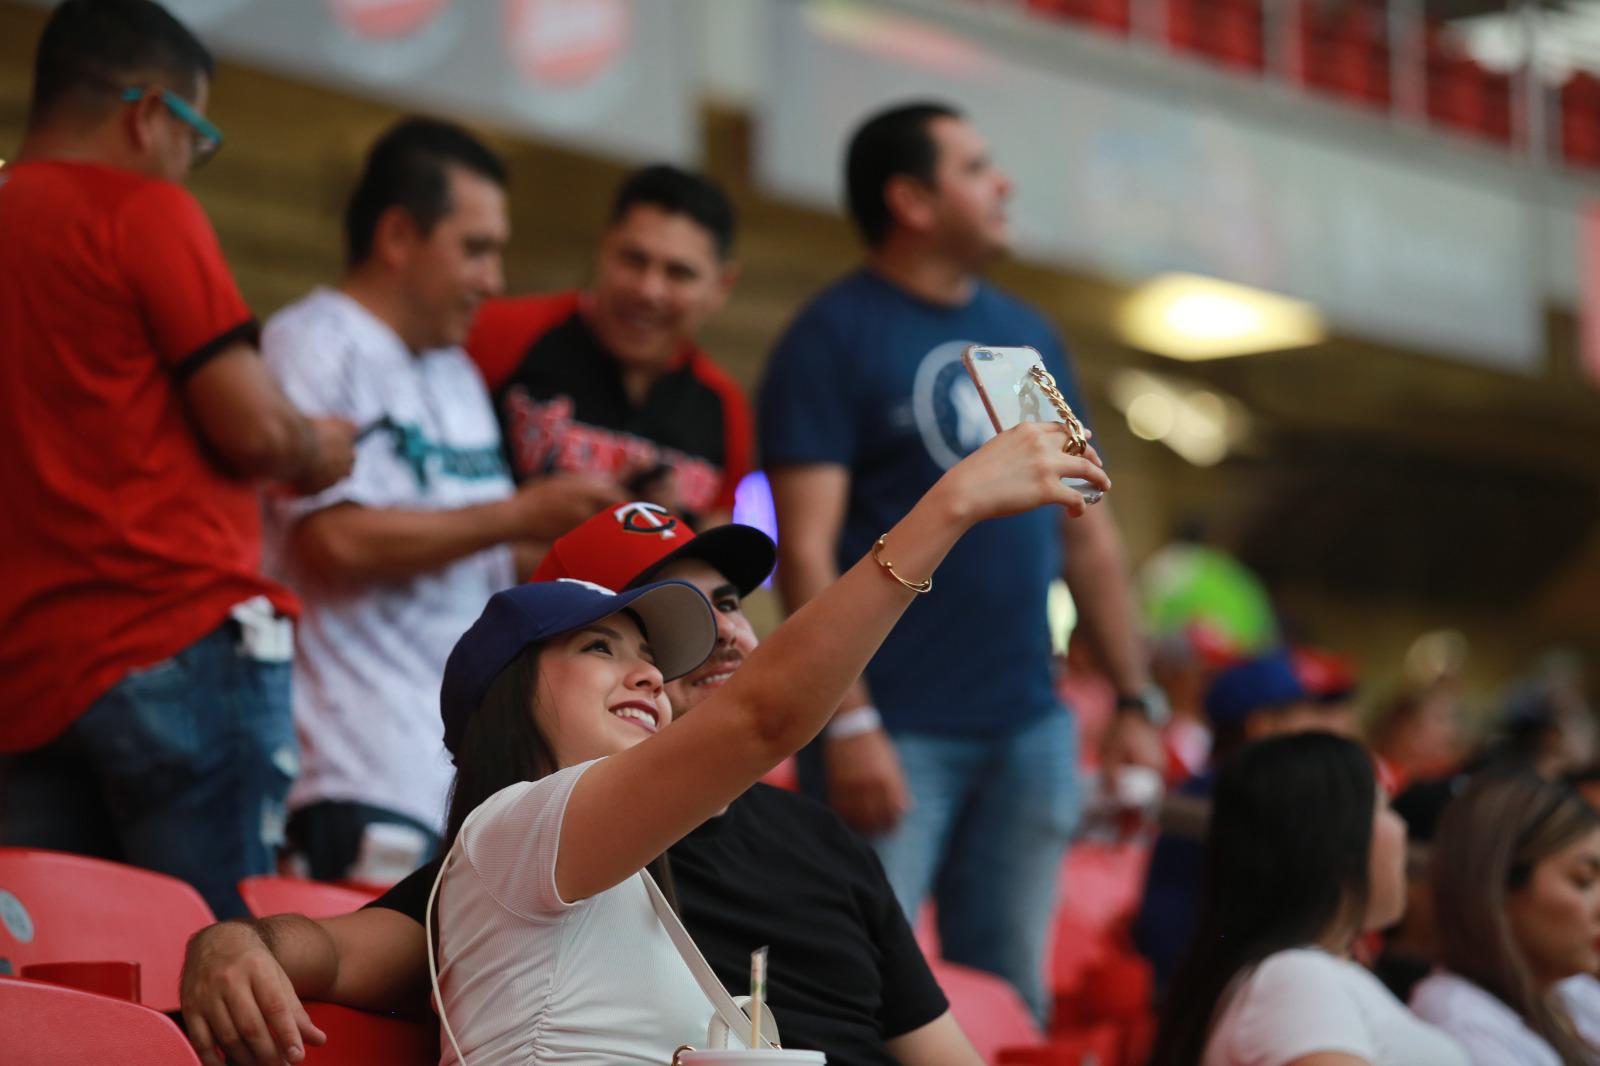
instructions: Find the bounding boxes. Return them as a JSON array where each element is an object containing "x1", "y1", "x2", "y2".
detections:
[
  {"x1": 1203, "y1": 948, "x2": 1469, "y2": 1066},
  {"x1": 263, "y1": 287, "x2": 516, "y2": 830},
  {"x1": 437, "y1": 760, "x2": 716, "y2": 1065}
]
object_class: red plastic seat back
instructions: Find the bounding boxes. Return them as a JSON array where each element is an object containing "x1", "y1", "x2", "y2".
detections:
[
  {"x1": 0, "y1": 975, "x2": 201, "y2": 1066},
  {"x1": 0, "y1": 847, "x2": 214, "y2": 1012},
  {"x1": 301, "y1": 1002, "x2": 437, "y2": 1066},
  {"x1": 20, "y1": 959, "x2": 143, "y2": 1002},
  {"x1": 934, "y1": 959, "x2": 1043, "y2": 1062},
  {"x1": 998, "y1": 1025, "x2": 1122, "y2": 1065},
  {"x1": 238, "y1": 876, "x2": 381, "y2": 919},
  {"x1": 1562, "y1": 73, "x2": 1600, "y2": 167}
]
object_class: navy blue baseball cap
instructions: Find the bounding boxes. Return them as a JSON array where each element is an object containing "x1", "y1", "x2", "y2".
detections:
[
  {"x1": 1205, "y1": 648, "x2": 1309, "y2": 729},
  {"x1": 441, "y1": 578, "x2": 717, "y2": 757}
]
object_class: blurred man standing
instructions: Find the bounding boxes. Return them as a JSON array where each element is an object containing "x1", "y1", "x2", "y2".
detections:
[
  {"x1": 0, "y1": 0, "x2": 354, "y2": 918},
  {"x1": 261, "y1": 119, "x2": 620, "y2": 881},
  {"x1": 759, "y1": 101, "x2": 1161, "y2": 1020},
  {"x1": 467, "y1": 165, "x2": 751, "y2": 528}
]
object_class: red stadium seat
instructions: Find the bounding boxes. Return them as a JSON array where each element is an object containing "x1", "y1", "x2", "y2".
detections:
[
  {"x1": 1296, "y1": 1, "x2": 1390, "y2": 108},
  {"x1": 1427, "y1": 55, "x2": 1484, "y2": 132},
  {"x1": 760, "y1": 756, "x2": 800, "y2": 792},
  {"x1": 238, "y1": 876, "x2": 381, "y2": 919},
  {"x1": 0, "y1": 975, "x2": 201, "y2": 1066},
  {"x1": 1422, "y1": 23, "x2": 1512, "y2": 144},
  {"x1": 0, "y1": 847, "x2": 214, "y2": 1013},
  {"x1": 19, "y1": 959, "x2": 143, "y2": 1002},
  {"x1": 1166, "y1": 0, "x2": 1201, "y2": 54},
  {"x1": 1168, "y1": 0, "x2": 1265, "y2": 73},
  {"x1": 1562, "y1": 72, "x2": 1600, "y2": 168},
  {"x1": 997, "y1": 1025, "x2": 1121, "y2": 1065},
  {"x1": 301, "y1": 1002, "x2": 436, "y2": 1066},
  {"x1": 1028, "y1": 0, "x2": 1130, "y2": 35},
  {"x1": 934, "y1": 959, "x2": 1043, "y2": 1062},
  {"x1": 1209, "y1": 3, "x2": 1264, "y2": 72}
]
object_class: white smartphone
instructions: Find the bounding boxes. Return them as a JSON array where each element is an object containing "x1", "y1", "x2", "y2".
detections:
[{"x1": 961, "y1": 344, "x2": 1104, "y2": 505}]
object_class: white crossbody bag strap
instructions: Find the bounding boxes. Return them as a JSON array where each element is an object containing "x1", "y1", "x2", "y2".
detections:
[{"x1": 642, "y1": 870, "x2": 780, "y2": 1049}]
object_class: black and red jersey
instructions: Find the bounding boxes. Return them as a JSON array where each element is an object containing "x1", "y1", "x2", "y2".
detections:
[{"x1": 466, "y1": 291, "x2": 752, "y2": 518}]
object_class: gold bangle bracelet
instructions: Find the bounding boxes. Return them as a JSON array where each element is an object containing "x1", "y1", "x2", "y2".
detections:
[{"x1": 871, "y1": 534, "x2": 933, "y2": 594}]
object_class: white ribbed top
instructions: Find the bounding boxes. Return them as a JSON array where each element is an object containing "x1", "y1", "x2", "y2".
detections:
[{"x1": 436, "y1": 760, "x2": 716, "y2": 1065}]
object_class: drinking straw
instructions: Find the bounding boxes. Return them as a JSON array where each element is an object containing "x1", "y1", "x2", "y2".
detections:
[{"x1": 749, "y1": 946, "x2": 769, "y2": 1049}]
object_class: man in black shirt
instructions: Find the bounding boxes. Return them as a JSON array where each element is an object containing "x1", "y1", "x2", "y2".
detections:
[{"x1": 179, "y1": 505, "x2": 979, "y2": 1066}]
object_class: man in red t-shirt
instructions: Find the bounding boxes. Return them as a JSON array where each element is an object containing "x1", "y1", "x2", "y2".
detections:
[
  {"x1": 0, "y1": 0, "x2": 355, "y2": 918},
  {"x1": 467, "y1": 165, "x2": 752, "y2": 529}
]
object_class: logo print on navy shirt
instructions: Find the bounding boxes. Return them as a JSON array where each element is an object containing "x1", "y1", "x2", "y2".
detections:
[{"x1": 911, "y1": 340, "x2": 997, "y2": 471}]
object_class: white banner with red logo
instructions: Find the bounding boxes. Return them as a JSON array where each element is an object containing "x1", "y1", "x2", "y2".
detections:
[{"x1": 94, "y1": 0, "x2": 696, "y2": 164}]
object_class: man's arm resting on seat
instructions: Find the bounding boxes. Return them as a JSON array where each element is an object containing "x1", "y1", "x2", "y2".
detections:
[
  {"x1": 181, "y1": 909, "x2": 428, "y2": 1066},
  {"x1": 768, "y1": 463, "x2": 909, "y2": 833},
  {"x1": 183, "y1": 343, "x2": 354, "y2": 492},
  {"x1": 886, "y1": 1011, "x2": 984, "y2": 1065}
]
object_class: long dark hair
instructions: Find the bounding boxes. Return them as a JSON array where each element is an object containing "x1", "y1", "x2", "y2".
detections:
[
  {"x1": 442, "y1": 643, "x2": 680, "y2": 911},
  {"x1": 1150, "y1": 732, "x2": 1378, "y2": 1066},
  {"x1": 1433, "y1": 772, "x2": 1600, "y2": 1065}
]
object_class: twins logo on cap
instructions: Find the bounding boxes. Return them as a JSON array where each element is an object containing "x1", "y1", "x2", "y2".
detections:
[
  {"x1": 614, "y1": 502, "x2": 682, "y2": 540},
  {"x1": 555, "y1": 577, "x2": 617, "y2": 596}
]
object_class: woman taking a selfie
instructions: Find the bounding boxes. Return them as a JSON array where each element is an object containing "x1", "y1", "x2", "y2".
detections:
[
  {"x1": 1410, "y1": 773, "x2": 1600, "y2": 1065},
  {"x1": 1149, "y1": 731, "x2": 1468, "y2": 1066},
  {"x1": 429, "y1": 420, "x2": 1110, "y2": 1065}
]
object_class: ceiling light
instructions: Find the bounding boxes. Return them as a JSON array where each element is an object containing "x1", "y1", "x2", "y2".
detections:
[
  {"x1": 1118, "y1": 273, "x2": 1325, "y2": 361},
  {"x1": 1108, "y1": 370, "x2": 1250, "y2": 467},
  {"x1": 1126, "y1": 392, "x2": 1176, "y2": 440}
]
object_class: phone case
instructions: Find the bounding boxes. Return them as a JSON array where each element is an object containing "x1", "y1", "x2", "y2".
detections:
[{"x1": 961, "y1": 344, "x2": 1103, "y2": 503}]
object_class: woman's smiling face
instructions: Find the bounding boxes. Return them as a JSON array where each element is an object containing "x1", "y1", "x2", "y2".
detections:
[{"x1": 533, "y1": 611, "x2": 671, "y2": 767}]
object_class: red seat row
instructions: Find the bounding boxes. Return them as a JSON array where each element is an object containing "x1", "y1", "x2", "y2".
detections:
[
  {"x1": 6, "y1": 842, "x2": 1166, "y2": 1064},
  {"x1": 1564, "y1": 72, "x2": 1600, "y2": 168},
  {"x1": 1005, "y1": 0, "x2": 1600, "y2": 167},
  {"x1": 0, "y1": 848, "x2": 423, "y2": 1065},
  {"x1": 0, "y1": 979, "x2": 433, "y2": 1066}
]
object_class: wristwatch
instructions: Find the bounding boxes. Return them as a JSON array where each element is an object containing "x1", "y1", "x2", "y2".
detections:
[{"x1": 1116, "y1": 685, "x2": 1171, "y2": 727}]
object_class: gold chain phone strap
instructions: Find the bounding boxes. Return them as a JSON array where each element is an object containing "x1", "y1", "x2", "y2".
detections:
[{"x1": 1028, "y1": 364, "x2": 1089, "y2": 456}]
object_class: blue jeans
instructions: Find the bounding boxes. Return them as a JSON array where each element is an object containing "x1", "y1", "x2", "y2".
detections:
[
  {"x1": 800, "y1": 709, "x2": 1081, "y2": 1023},
  {"x1": 0, "y1": 622, "x2": 296, "y2": 919}
]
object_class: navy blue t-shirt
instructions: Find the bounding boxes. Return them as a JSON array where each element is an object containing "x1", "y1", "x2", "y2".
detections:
[{"x1": 758, "y1": 269, "x2": 1092, "y2": 738}]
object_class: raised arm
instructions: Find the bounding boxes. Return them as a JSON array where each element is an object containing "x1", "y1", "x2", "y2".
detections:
[
  {"x1": 556, "y1": 423, "x2": 1111, "y2": 901},
  {"x1": 769, "y1": 463, "x2": 909, "y2": 833}
]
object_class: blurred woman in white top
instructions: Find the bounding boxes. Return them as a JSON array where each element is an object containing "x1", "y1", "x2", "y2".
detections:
[
  {"x1": 428, "y1": 421, "x2": 1111, "y2": 1065},
  {"x1": 1149, "y1": 732, "x2": 1468, "y2": 1066},
  {"x1": 1411, "y1": 772, "x2": 1600, "y2": 1065}
]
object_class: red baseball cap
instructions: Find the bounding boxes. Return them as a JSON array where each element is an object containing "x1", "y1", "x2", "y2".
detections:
[
  {"x1": 1292, "y1": 646, "x2": 1358, "y2": 703},
  {"x1": 533, "y1": 502, "x2": 776, "y2": 596}
]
